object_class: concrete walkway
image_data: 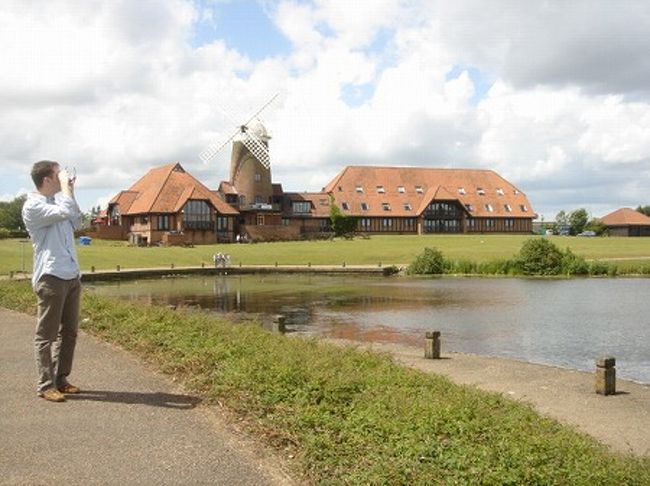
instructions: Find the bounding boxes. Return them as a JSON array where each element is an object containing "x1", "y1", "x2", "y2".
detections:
[{"x1": 0, "y1": 308, "x2": 293, "y2": 486}]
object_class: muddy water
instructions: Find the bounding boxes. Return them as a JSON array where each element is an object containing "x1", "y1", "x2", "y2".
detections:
[{"x1": 89, "y1": 274, "x2": 650, "y2": 384}]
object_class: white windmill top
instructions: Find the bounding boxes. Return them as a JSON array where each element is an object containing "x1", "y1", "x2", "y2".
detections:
[{"x1": 200, "y1": 93, "x2": 279, "y2": 169}]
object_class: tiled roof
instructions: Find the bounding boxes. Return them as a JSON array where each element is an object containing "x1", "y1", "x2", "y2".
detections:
[
  {"x1": 600, "y1": 208, "x2": 650, "y2": 226},
  {"x1": 114, "y1": 163, "x2": 238, "y2": 216},
  {"x1": 218, "y1": 181, "x2": 238, "y2": 195},
  {"x1": 108, "y1": 191, "x2": 139, "y2": 213},
  {"x1": 284, "y1": 192, "x2": 331, "y2": 218},
  {"x1": 323, "y1": 166, "x2": 534, "y2": 218}
]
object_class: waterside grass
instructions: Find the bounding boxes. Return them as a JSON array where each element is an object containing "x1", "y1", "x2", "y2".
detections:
[{"x1": 2, "y1": 280, "x2": 649, "y2": 484}]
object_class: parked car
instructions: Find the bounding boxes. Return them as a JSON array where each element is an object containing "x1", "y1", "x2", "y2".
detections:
[{"x1": 578, "y1": 230, "x2": 596, "y2": 237}]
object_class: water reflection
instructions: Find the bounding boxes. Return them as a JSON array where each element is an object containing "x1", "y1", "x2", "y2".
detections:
[{"x1": 89, "y1": 275, "x2": 650, "y2": 384}]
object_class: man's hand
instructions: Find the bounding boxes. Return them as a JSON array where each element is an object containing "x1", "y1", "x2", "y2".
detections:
[{"x1": 57, "y1": 169, "x2": 75, "y2": 197}]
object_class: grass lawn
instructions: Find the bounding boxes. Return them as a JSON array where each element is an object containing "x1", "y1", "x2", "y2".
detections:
[{"x1": 1, "y1": 234, "x2": 649, "y2": 275}]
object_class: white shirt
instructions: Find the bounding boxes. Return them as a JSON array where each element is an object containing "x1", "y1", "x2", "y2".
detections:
[{"x1": 22, "y1": 192, "x2": 82, "y2": 288}]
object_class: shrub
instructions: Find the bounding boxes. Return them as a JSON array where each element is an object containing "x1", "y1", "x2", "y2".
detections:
[
  {"x1": 561, "y1": 249, "x2": 589, "y2": 276},
  {"x1": 407, "y1": 247, "x2": 444, "y2": 275},
  {"x1": 0, "y1": 228, "x2": 10, "y2": 240},
  {"x1": 588, "y1": 261, "x2": 611, "y2": 276},
  {"x1": 517, "y1": 238, "x2": 564, "y2": 275}
]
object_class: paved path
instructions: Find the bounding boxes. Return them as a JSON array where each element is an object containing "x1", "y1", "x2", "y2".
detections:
[
  {"x1": 328, "y1": 339, "x2": 650, "y2": 456},
  {"x1": 0, "y1": 308, "x2": 293, "y2": 486}
]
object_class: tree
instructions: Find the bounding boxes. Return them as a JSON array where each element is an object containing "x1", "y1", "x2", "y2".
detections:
[
  {"x1": 584, "y1": 218, "x2": 608, "y2": 236},
  {"x1": 329, "y1": 197, "x2": 357, "y2": 238},
  {"x1": 517, "y1": 238, "x2": 564, "y2": 275},
  {"x1": 636, "y1": 205, "x2": 650, "y2": 217},
  {"x1": 0, "y1": 194, "x2": 27, "y2": 231},
  {"x1": 569, "y1": 208, "x2": 589, "y2": 235}
]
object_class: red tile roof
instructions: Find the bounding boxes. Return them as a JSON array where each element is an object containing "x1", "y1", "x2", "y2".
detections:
[
  {"x1": 113, "y1": 163, "x2": 238, "y2": 216},
  {"x1": 284, "y1": 192, "x2": 331, "y2": 218},
  {"x1": 600, "y1": 208, "x2": 650, "y2": 226},
  {"x1": 323, "y1": 166, "x2": 534, "y2": 218}
]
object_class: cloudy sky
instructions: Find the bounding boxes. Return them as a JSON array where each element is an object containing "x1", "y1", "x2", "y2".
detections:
[{"x1": 2, "y1": 0, "x2": 649, "y2": 220}]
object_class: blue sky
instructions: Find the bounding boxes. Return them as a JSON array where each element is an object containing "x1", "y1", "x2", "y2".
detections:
[{"x1": 2, "y1": 0, "x2": 650, "y2": 220}]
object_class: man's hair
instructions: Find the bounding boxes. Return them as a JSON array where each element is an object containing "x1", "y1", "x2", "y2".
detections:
[{"x1": 31, "y1": 160, "x2": 59, "y2": 188}]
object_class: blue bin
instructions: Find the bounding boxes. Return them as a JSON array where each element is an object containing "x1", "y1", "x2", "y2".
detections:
[{"x1": 79, "y1": 236, "x2": 92, "y2": 246}]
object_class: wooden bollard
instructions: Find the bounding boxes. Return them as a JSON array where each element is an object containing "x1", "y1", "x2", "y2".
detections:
[
  {"x1": 201, "y1": 262, "x2": 205, "y2": 268},
  {"x1": 91, "y1": 266, "x2": 95, "y2": 273},
  {"x1": 308, "y1": 262, "x2": 311, "y2": 268},
  {"x1": 116, "y1": 264, "x2": 120, "y2": 272},
  {"x1": 272, "y1": 314, "x2": 286, "y2": 333},
  {"x1": 342, "y1": 261, "x2": 346, "y2": 268},
  {"x1": 596, "y1": 357, "x2": 616, "y2": 395},
  {"x1": 425, "y1": 331, "x2": 441, "y2": 359},
  {"x1": 171, "y1": 263, "x2": 174, "y2": 269},
  {"x1": 275, "y1": 261, "x2": 278, "y2": 267},
  {"x1": 9, "y1": 271, "x2": 14, "y2": 279}
]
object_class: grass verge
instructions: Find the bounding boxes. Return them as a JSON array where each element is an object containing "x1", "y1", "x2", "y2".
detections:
[{"x1": 2, "y1": 280, "x2": 649, "y2": 484}]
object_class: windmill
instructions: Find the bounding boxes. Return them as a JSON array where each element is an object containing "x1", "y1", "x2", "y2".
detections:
[
  {"x1": 199, "y1": 92, "x2": 279, "y2": 168},
  {"x1": 199, "y1": 93, "x2": 280, "y2": 209}
]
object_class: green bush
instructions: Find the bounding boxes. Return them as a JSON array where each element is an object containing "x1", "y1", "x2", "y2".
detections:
[
  {"x1": 588, "y1": 261, "x2": 611, "y2": 276},
  {"x1": 517, "y1": 238, "x2": 564, "y2": 275},
  {"x1": 561, "y1": 249, "x2": 589, "y2": 276},
  {"x1": 407, "y1": 247, "x2": 444, "y2": 275},
  {"x1": 0, "y1": 228, "x2": 10, "y2": 240}
]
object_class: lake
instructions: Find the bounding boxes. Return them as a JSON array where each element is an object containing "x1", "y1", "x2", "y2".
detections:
[{"x1": 88, "y1": 274, "x2": 650, "y2": 384}]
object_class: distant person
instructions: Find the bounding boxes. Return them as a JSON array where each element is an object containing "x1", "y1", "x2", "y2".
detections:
[{"x1": 22, "y1": 161, "x2": 82, "y2": 403}]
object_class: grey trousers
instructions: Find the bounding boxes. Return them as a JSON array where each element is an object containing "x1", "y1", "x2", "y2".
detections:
[{"x1": 34, "y1": 275, "x2": 81, "y2": 393}]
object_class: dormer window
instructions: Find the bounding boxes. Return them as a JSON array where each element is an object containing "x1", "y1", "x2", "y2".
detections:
[
  {"x1": 465, "y1": 204, "x2": 473, "y2": 212},
  {"x1": 458, "y1": 187, "x2": 466, "y2": 195},
  {"x1": 376, "y1": 185, "x2": 385, "y2": 194},
  {"x1": 355, "y1": 185, "x2": 364, "y2": 193},
  {"x1": 514, "y1": 189, "x2": 520, "y2": 195},
  {"x1": 477, "y1": 187, "x2": 485, "y2": 196},
  {"x1": 361, "y1": 202, "x2": 369, "y2": 211},
  {"x1": 485, "y1": 203, "x2": 493, "y2": 212},
  {"x1": 341, "y1": 202, "x2": 349, "y2": 210},
  {"x1": 504, "y1": 204, "x2": 512, "y2": 212},
  {"x1": 415, "y1": 186, "x2": 423, "y2": 194},
  {"x1": 496, "y1": 188, "x2": 504, "y2": 196},
  {"x1": 398, "y1": 186, "x2": 405, "y2": 193},
  {"x1": 403, "y1": 203, "x2": 412, "y2": 211},
  {"x1": 382, "y1": 202, "x2": 391, "y2": 211},
  {"x1": 338, "y1": 186, "x2": 343, "y2": 192},
  {"x1": 520, "y1": 204, "x2": 528, "y2": 212}
]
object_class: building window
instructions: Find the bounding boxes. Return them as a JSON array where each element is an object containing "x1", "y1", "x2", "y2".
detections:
[
  {"x1": 403, "y1": 203, "x2": 412, "y2": 211},
  {"x1": 282, "y1": 218, "x2": 290, "y2": 226},
  {"x1": 140, "y1": 216, "x2": 148, "y2": 225},
  {"x1": 254, "y1": 195, "x2": 263, "y2": 204},
  {"x1": 405, "y1": 218, "x2": 415, "y2": 228},
  {"x1": 485, "y1": 204, "x2": 493, "y2": 212},
  {"x1": 496, "y1": 188, "x2": 504, "y2": 196},
  {"x1": 360, "y1": 218, "x2": 371, "y2": 229},
  {"x1": 320, "y1": 199, "x2": 329, "y2": 206},
  {"x1": 216, "y1": 216, "x2": 228, "y2": 231},
  {"x1": 505, "y1": 218, "x2": 515, "y2": 229},
  {"x1": 361, "y1": 202, "x2": 369, "y2": 211},
  {"x1": 157, "y1": 215, "x2": 169, "y2": 230},
  {"x1": 382, "y1": 218, "x2": 393, "y2": 228},
  {"x1": 292, "y1": 201, "x2": 311, "y2": 214},
  {"x1": 504, "y1": 204, "x2": 512, "y2": 212},
  {"x1": 486, "y1": 218, "x2": 495, "y2": 229},
  {"x1": 256, "y1": 214, "x2": 264, "y2": 225},
  {"x1": 319, "y1": 219, "x2": 330, "y2": 230},
  {"x1": 467, "y1": 218, "x2": 476, "y2": 229},
  {"x1": 382, "y1": 202, "x2": 391, "y2": 211},
  {"x1": 415, "y1": 186, "x2": 423, "y2": 193},
  {"x1": 465, "y1": 204, "x2": 473, "y2": 212},
  {"x1": 355, "y1": 185, "x2": 364, "y2": 193},
  {"x1": 520, "y1": 204, "x2": 528, "y2": 212},
  {"x1": 458, "y1": 187, "x2": 466, "y2": 195},
  {"x1": 338, "y1": 186, "x2": 343, "y2": 192},
  {"x1": 376, "y1": 185, "x2": 385, "y2": 193},
  {"x1": 341, "y1": 202, "x2": 350, "y2": 211},
  {"x1": 183, "y1": 200, "x2": 212, "y2": 230},
  {"x1": 254, "y1": 173, "x2": 261, "y2": 183},
  {"x1": 398, "y1": 186, "x2": 405, "y2": 193},
  {"x1": 477, "y1": 187, "x2": 485, "y2": 196}
]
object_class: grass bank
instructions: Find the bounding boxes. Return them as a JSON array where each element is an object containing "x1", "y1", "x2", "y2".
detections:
[
  {"x1": 2, "y1": 280, "x2": 648, "y2": 484},
  {"x1": 2, "y1": 235, "x2": 650, "y2": 276}
]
